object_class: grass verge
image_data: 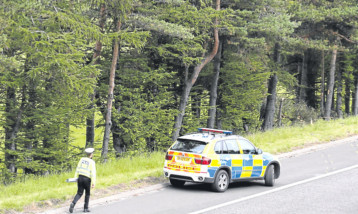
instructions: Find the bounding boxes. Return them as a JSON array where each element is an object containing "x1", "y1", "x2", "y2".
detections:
[
  {"x1": 0, "y1": 117, "x2": 358, "y2": 212},
  {"x1": 246, "y1": 117, "x2": 358, "y2": 153},
  {"x1": 0, "y1": 152, "x2": 164, "y2": 212}
]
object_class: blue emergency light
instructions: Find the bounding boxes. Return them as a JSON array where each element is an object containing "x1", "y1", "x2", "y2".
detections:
[{"x1": 198, "y1": 128, "x2": 232, "y2": 135}]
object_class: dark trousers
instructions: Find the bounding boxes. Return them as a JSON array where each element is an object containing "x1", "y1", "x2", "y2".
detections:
[{"x1": 72, "y1": 175, "x2": 91, "y2": 209}]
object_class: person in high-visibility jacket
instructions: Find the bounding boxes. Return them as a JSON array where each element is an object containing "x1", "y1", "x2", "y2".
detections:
[{"x1": 69, "y1": 148, "x2": 96, "y2": 213}]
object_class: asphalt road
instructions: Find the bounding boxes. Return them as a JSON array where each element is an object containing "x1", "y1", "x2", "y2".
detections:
[{"x1": 65, "y1": 137, "x2": 358, "y2": 214}]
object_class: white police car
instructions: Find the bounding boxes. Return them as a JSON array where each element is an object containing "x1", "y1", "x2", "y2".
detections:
[{"x1": 163, "y1": 128, "x2": 280, "y2": 192}]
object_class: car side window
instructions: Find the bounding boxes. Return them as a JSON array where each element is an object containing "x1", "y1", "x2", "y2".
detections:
[
  {"x1": 214, "y1": 141, "x2": 222, "y2": 154},
  {"x1": 239, "y1": 139, "x2": 255, "y2": 154},
  {"x1": 222, "y1": 141, "x2": 229, "y2": 154},
  {"x1": 226, "y1": 140, "x2": 240, "y2": 154},
  {"x1": 214, "y1": 141, "x2": 229, "y2": 154}
]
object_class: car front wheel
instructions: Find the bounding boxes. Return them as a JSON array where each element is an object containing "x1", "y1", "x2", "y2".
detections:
[
  {"x1": 211, "y1": 170, "x2": 229, "y2": 192},
  {"x1": 265, "y1": 164, "x2": 275, "y2": 186}
]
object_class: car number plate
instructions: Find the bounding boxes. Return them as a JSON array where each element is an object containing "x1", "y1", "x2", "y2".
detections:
[{"x1": 177, "y1": 156, "x2": 191, "y2": 162}]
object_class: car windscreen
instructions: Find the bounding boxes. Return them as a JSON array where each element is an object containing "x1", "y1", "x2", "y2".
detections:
[{"x1": 170, "y1": 139, "x2": 207, "y2": 154}]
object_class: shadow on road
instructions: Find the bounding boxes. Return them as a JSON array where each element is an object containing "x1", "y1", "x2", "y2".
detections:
[{"x1": 167, "y1": 180, "x2": 267, "y2": 193}]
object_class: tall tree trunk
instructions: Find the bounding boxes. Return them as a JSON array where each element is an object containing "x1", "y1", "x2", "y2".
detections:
[
  {"x1": 262, "y1": 43, "x2": 280, "y2": 131},
  {"x1": 295, "y1": 61, "x2": 302, "y2": 102},
  {"x1": 299, "y1": 51, "x2": 308, "y2": 103},
  {"x1": 25, "y1": 80, "x2": 36, "y2": 174},
  {"x1": 102, "y1": 20, "x2": 121, "y2": 161},
  {"x1": 320, "y1": 50, "x2": 325, "y2": 117},
  {"x1": 4, "y1": 86, "x2": 25, "y2": 176},
  {"x1": 344, "y1": 75, "x2": 351, "y2": 115},
  {"x1": 259, "y1": 97, "x2": 266, "y2": 121},
  {"x1": 324, "y1": 46, "x2": 338, "y2": 120},
  {"x1": 41, "y1": 83, "x2": 53, "y2": 169},
  {"x1": 86, "y1": 116, "x2": 95, "y2": 148},
  {"x1": 112, "y1": 121, "x2": 124, "y2": 157},
  {"x1": 216, "y1": 92, "x2": 223, "y2": 129},
  {"x1": 207, "y1": 40, "x2": 223, "y2": 128},
  {"x1": 4, "y1": 87, "x2": 17, "y2": 175},
  {"x1": 353, "y1": 74, "x2": 358, "y2": 116},
  {"x1": 112, "y1": 99, "x2": 125, "y2": 157},
  {"x1": 262, "y1": 73, "x2": 278, "y2": 131},
  {"x1": 277, "y1": 98, "x2": 284, "y2": 127},
  {"x1": 216, "y1": 108, "x2": 222, "y2": 129},
  {"x1": 23, "y1": 56, "x2": 35, "y2": 174},
  {"x1": 172, "y1": 65, "x2": 192, "y2": 141},
  {"x1": 306, "y1": 50, "x2": 317, "y2": 108},
  {"x1": 171, "y1": 0, "x2": 220, "y2": 141},
  {"x1": 336, "y1": 65, "x2": 343, "y2": 118},
  {"x1": 86, "y1": 3, "x2": 106, "y2": 148},
  {"x1": 191, "y1": 90, "x2": 202, "y2": 118}
]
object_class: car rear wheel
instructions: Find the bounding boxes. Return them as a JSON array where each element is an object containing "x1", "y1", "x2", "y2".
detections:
[
  {"x1": 265, "y1": 164, "x2": 275, "y2": 186},
  {"x1": 169, "y1": 178, "x2": 185, "y2": 187},
  {"x1": 211, "y1": 170, "x2": 229, "y2": 192}
]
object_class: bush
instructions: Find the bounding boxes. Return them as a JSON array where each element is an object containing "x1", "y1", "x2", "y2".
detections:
[{"x1": 278, "y1": 100, "x2": 319, "y2": 126}]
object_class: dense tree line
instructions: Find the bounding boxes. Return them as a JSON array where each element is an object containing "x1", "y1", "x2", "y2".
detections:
[{"x1": 1, "y1": 0, "x2": 358, "y2": 183}]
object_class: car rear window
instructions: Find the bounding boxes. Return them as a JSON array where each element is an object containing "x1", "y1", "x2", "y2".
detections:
[{"x1": 171, "y1": 139, "x2": 207, "y2": 154}]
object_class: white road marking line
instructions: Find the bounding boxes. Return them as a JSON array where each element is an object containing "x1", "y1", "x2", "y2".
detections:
[{"x1": 189, "y1": 164, "x2": 358, "y2": 214}]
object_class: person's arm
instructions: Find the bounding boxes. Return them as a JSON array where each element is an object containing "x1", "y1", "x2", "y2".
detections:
[{"x1": 74, "y1": 158, "x2": 82, "y2": 178}]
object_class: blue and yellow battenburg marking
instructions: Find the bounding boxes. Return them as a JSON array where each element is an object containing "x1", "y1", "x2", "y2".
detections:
[{"x1": 205, "y1": 154, "x2": 270, "y2": 179}]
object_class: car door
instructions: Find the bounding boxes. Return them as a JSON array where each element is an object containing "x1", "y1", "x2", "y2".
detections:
[
  {"x1": 214, "y1": 141, "x2": 231, "y2": 168},
  {"x1": 238, "y1": 139, "x2": 263, "y2": 178},
  {"x1": 225, "y1": 139, "x2": 243, "y2": 179}
]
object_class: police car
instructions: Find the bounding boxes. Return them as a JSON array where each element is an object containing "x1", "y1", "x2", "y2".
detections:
[{"x1": 163, "y1": 128, "x2": 280, "y2": 192}]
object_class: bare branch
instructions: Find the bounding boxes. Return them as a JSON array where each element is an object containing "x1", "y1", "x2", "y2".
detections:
[{"x1": 331, "y1": 31, "x2": 357, "y2": 44}]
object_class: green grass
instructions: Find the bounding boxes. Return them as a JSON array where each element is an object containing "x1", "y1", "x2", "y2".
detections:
[
  {"x1": 70, "y1": 112, "x2": 104, "y2": 148},
  {"x1": 246, "y1": 117, "x2": 358, "y2": 154},
  {"x1": 0, "y1": 152, "x2": 164, "y2": 211},
  {"x1": 1, "y1": 116, "x2": 358, "y2": 211}
]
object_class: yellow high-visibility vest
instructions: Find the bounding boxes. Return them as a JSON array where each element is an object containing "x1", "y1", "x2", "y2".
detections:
[{"x1": 75, "y1": 157, "x2": 96, "y2": 185}]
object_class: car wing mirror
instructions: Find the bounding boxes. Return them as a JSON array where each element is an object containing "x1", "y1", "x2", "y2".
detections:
[{"x1": 256, "y1": 148, "x2": 263, "y2": 155}]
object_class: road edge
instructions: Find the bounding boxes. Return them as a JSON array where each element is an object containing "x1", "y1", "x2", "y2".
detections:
[{"x1": 277, "y1": 135, "x2": 358, "y2": 159}]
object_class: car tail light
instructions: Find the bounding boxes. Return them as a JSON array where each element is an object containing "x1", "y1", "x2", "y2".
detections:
[
  {"x1": 202, "y1": 157, "x2": 211, "y2": 165},
  {"x1": 195, "y1": 158, "x2": 202, "y2": 164},
  {"x1": 165, "y1": 152, "x2": 173, "y2": 160},
  {"x1": 195, "y1": 157, "x2": 211, "y2": 165}
]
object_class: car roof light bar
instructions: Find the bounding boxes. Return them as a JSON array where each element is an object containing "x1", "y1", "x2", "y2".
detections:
[{"x1": 198, "y1": 128, "x2": 232, "y2": 135}]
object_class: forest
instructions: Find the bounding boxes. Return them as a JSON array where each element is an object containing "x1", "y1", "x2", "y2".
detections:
[{"x1": 1, "y1": 0, "x2": 358, "y2": 184}]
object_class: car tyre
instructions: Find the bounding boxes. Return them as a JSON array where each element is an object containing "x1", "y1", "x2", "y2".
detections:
[
  {"x1": 211, "y1": 170, "x2": 229, "y2": 192},
  {"x1": 265, "y1": 164, "x2": 275, "y2": 186},
  {"x1": 170, "y1": 178, "x2": 185, "y2": 187}
]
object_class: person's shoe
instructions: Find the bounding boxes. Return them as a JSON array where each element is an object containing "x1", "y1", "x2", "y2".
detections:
[
  {"x1": 69, "y1": 203, "x2": 75, "y2": 213},
  {"x1": 83, "y1": 208, "x2": 91, "y2": 212}
]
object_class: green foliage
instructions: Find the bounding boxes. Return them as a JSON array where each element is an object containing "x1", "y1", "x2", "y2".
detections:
[
  {"x1": 181, "y1": 89, "x2": 210, "y2": 134},
  {"x1": 2, "y1": 0, "x2": 358, "y2": 189},
  {"x1": 219, "y1": 52, "x2": 271, "y2": 132},
  {"x1": 129, "y1": 15, "x2": 194, "y2": 39},
  {"x1": 294, "y1": 1, "x2": 358, "y2": 23},
  {"x1": 0, "y1": 0, "x2": 102, "y2": 182},
  {"x1": 111, "y1": 55, "x2": 178, "y2": 153}
]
